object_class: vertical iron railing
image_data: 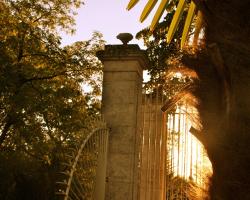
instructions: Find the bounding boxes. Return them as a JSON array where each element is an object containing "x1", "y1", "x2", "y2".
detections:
[
  {"x1": 166, "y1": 106, "x2": 212, "y2": 200},
  {"x1": 139, "y1": 83, "x2": 168, "y2": 200},
  {"x1": 55, "y1": 83, "x2": 213, "y2": 200},
  {"x1": 139, "y1": 82, "x2": 212, "y2": 200},
  {"x1": 56, "y1": 118, "x2": 109, "y2": 200}
]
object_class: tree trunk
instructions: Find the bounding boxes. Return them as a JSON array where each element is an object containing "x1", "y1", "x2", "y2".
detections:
[{"x1": 190, "y1": 1, "x2": 250, "y2": 199}]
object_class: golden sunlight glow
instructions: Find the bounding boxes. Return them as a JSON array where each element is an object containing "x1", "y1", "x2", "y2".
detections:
[{"x1": 167, "y1": 106, "x2": 212, "y2": 188}]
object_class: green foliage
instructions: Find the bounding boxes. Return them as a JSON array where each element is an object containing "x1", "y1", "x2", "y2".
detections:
[
  {"x1": 1, "y1": 0, "x2": 83, "y2": 34},
  {"x1": 0, "y1": 0, "x2": 105, "y2": 199},
  {"x1": 138, "y1": 5, "x2": 195, "y2": 109},
  {"x1": 137, "y1": 2, "x2": 187, "y2": 84}
]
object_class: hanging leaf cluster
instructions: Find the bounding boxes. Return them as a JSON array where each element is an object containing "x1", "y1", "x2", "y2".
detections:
[{"x1": 127, "y1": 0, "x2": 204, "y2": 48}]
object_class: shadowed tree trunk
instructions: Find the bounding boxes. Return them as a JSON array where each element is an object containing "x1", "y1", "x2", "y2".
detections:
[{"x1": 186, "y1": 1, "x2": 250, "y2": 199}]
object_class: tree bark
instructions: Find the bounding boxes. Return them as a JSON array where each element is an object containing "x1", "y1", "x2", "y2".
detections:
[{"x1": 189, "y1": 1, "x2": 250, "y2": 199}]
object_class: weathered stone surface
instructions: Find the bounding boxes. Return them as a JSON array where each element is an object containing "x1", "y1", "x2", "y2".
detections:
[
  {"x1": 108, "y1": 126, "x2": 136, "y2": 154},
  {"x1": 107, "y1": 153, "x2": 135, "y2": 179},
  {"x1": 102, "y1": 104, "x2": 137, "y2": 126},
  {"x1": 103, "y1": 72, "x2": 140, "y2": 81},
  {"x1": 99, "y1": 44, "x2": 148, "y2": 200},
  {"x1": 103, "y1": 61, "x2": 144, "y2": 76},
  {"x1": 97, "y1": 45, "x2": 148, "y2": 69},
  {"x1": 106, "y1": 179, "x2": 134, "y2": 200},
  {"x1": 102, "y1": 81, "x2": 138, "y2": 104}
]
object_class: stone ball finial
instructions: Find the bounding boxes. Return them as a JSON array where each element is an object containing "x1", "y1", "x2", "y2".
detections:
[{"x1": 116, "y1": 33, "x2": 133, "y2": 45}]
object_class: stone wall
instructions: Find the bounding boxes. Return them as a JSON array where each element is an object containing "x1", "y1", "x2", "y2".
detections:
[{"x1": 98, "y1": 44, "x2": 148, "y2": 200}]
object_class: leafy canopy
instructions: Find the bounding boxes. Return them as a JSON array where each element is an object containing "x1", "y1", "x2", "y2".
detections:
[{"x1": 0, "y1": 0, "x2": 105, "y2": 199}]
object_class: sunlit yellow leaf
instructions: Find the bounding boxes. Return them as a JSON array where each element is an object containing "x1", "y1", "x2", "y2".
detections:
[
  {"x1": 193, "y1": 10, "x2": 203, "y2": 47},
  {"x1": 150, "y1": 0, "x2": 170, "y2": 31},
  {"x1": 140, "y1": 0, "x2": 158, "y2": 23},
  {"x1": 167, "y1": 0, "x2": 186, "y2": 43},
  {"x1": 181, "y1": 1, "x2": 196, "y2": 49},
  {"x1": 127, "y1": 0, "x2": 140, "y2": 10}
]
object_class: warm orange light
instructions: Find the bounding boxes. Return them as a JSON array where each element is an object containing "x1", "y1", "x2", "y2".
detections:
[{"x1": 167, "y1": 105, "x2": 212, "y2": 189}]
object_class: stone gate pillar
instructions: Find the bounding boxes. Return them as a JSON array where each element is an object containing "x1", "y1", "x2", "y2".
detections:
[{"x1": 98, "y1": 41, "x2": 149, "y2": 200}]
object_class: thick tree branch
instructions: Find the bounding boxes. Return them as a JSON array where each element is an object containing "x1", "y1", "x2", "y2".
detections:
[
  {"x1": 23, "y1": 68, "x2": 88, "y2": 84},
  {"x1": 33, "y1": 5, "x2": 53, "y2": 23},
  {"x1": 23, "y1": 71, "x2": 67, "y2": 83},
  {"x1": 22, "y1": 53, "x2": 52, "y2": 58},
  {"x1": 0, "y1": 116, "x2": 14, "y2": 146}
]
